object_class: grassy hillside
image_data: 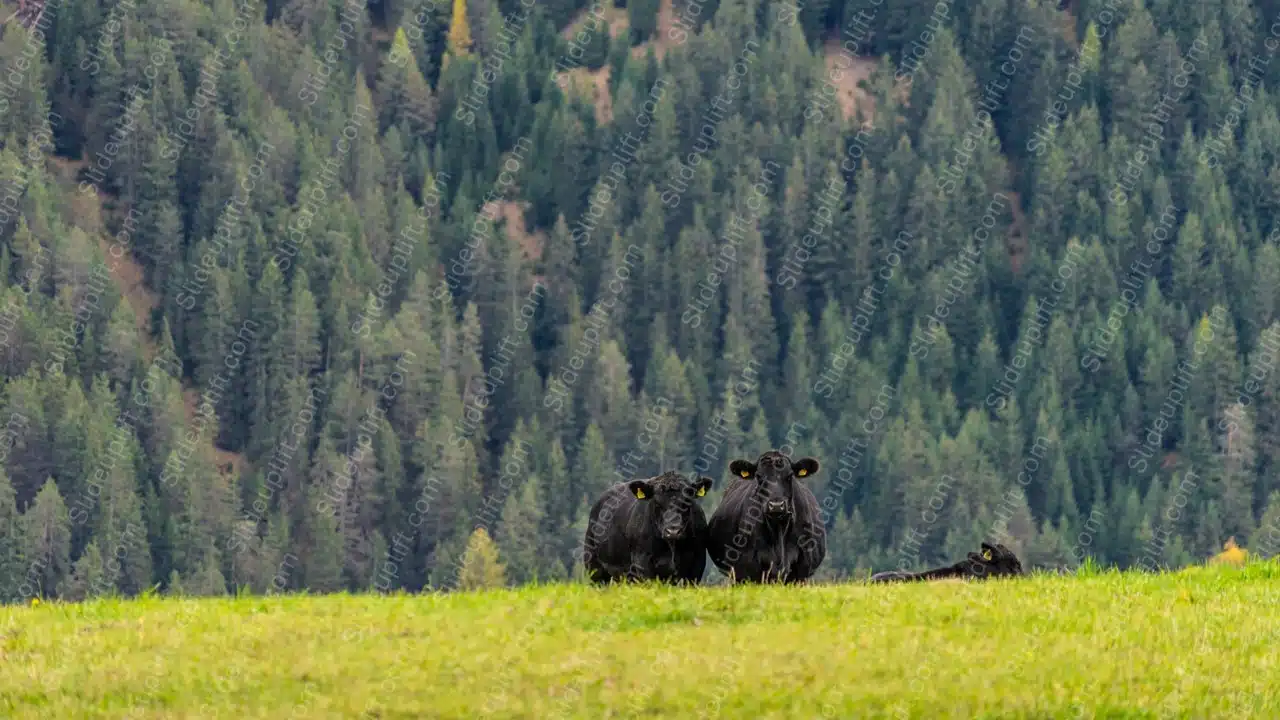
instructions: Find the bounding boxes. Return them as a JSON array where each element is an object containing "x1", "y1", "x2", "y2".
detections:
[{"x1": 5, "y1": 564, "x2": 1280, "y2": 718}]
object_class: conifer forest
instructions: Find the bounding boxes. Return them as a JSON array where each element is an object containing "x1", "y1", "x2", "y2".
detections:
[{"x1": 5, "y1": 0, "x2": 1280, "y2": 601}]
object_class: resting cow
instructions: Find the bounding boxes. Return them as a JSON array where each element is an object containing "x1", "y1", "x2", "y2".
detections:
[
  {"x1": 582, "y1": 471, "x2": 714, "y2": 585},
  {"x1": 869, "y1": 542, "x2": 1024, "y2": 583},
  {"x1": 707, "y1": 451, "x2": 826, "y2": 584}
]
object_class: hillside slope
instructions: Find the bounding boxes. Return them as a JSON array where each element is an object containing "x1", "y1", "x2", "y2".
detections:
[{"x1": 5, "y1": 564, "x2": 1280, "y2": 718}]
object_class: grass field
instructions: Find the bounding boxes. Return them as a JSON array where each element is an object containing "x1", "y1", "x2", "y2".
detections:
[{"x1": 5, "y1": 563, "x2": 1280, "y2": 719}]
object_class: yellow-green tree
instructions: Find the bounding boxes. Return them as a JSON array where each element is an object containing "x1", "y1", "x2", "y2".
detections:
[
  {"x1": 388, "y1": 25, "x2": 414, "y2": 68},
  {"x1": 457, "y1": 527, "x2": 506, "y2": 590},
  {"x1": 380, "y1": 27, "x2": 438, "y2": 136},
  {"x1": 446, "y1": 0, "x2": 473, "y2": 58}
]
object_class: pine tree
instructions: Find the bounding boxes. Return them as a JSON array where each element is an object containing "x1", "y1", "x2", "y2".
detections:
[
  {"x1": 457, "y1": 527, "x2": 506, "y2": 590},
  {"x1": 573, "y1": 424, "x2": 613, "y2": 509},
  {"x1": 20, "y1": 479, "x2": 72, "y2": 599},
  {"x1": 495, "y1": 477, "x2": 545, "y2": 585},
  {"x1": 380, "y1": 28, "x2": 439, "y2": 140},
  {"x1": 628, "y1": 0, "x2": 661, "y2": 45},
  {"x1": 1254, "y1": 492, "x2": 1280, "y2": 560},
  {"x1": 301, "y1": 476, "x2": 346, "y2": 593},
  {"x1": 0, "y1": 470, "x2": 23, "y2": 603},
  {"x1": 101, "y1": 301, "x2": 140, "y2": 388},
  {"x1": 1217, "y1": 402, "x2": 1257, "y2": 544},
  {"x1": 65, "y1": 541, "x2": 108, "y2": 602},
  {"x1": 540, "y1": 437, "x2": 575, "y2": 568},
  {"x1": 445, "y1": 0, "x2": 474, "y2": 62},
  {"x1": 585, "y1": 340, "x2": 637, "y2": 458},
  {"x1": 184, "y1": 543, "x2": 229, "y2": 597}
]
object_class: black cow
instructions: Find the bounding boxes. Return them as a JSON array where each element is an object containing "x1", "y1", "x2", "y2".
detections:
[
  {"x1": 582, "y1": 471, "x2": 714, "y2": 585},
  {"x1": 706, "y1": 451, "x2": 825, "y2": 584},
  {"x1": 869, "y1": 542, "x2": 1024, "y2": 583}
]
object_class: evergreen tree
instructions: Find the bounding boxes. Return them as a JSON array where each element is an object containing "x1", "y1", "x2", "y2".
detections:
[
  {"x1": 64, "y1": 541, "x2": 108, "y2": 602},
  {"x1": 20, "y1": 479, "x2": 72, "y2": 599},
  {"x1": 0, "y1": 470, "x2": 23, "y2": 603},
  {"x1": 457, "y1": 527, "x2": 506, "y2": 590},
  {"x1": 446, "y1": 0, "x2": 475, "y2": 60},
  {"x1": 495, "y1": 477, "x2": 545, "y2": 585},
  {"x1": 628, "y1": 0, "x2": 661, "y2": 45}
]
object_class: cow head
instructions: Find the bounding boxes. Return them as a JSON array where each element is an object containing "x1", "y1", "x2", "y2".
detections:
[
  {"x1": 729, "y1": 451, "x2": 820, "y2": 524},
  {"x1": 965, "y1": 542, "x2": 1024, "y2": 579},
  {"x1": 628, "y1": 471, "x2": 714, "y2": 542}
]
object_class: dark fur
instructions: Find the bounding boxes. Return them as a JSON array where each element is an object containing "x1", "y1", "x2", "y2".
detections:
[
  {"x1": 706, "y1": 451, "x2": 826, "y2": 584},
  {"x1": 869, "y1": 542, "x2": 1024, "y2": 583},
  {"x1": 583, "y1": 471, "x2": 713, "y2": 585}
]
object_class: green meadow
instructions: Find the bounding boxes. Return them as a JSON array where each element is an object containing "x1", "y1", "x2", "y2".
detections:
[{"x1": 4, "y1": 563, "x2": 1280, "y2": 719}]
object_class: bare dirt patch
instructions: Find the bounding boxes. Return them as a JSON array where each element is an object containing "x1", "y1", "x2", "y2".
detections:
[
  {"x1": 102, "y1": 238, "x2": 157, "y2": 324},
  {"x1": 1059, "y1": 4, "x2": 1079, "y2": 50},
  {"x1": 488, "y1": 198, "x2": 545, "y2": 287},
  {"x1": 557, "y1": 2, "x2": 624, "y2": 124},
  {"x1": 182, "y1": 388, "x2": 245, "y2": 478},
  {"x1": 820, "y1": 39, "x2": 878, "y2": 122},
  {"x1": 95, "y1": 229, "x2": 160, "y2": 365},
  {"x1": 630, "y1": 0, "x2": 676, "y2": 61},
  {"x1": 481, "y1": 199, "x2": 545, "y2": 263},
  {"x1": 47, "y1": 156, "x2": 84, "y2": 185},
  {"x1": 563, "y1": 65, "x2": 614, "y2": 124},
  {"x1": 655, "y1": 0, "x2": 675, "y2": 46},
  {"x1": 561, "y1": 3, "x2": 629, "y2": 40}
]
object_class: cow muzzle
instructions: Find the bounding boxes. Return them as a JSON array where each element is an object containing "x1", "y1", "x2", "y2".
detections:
[
  {"x1": 661, "y1": 525, "x2": 684, "y2": 541},
  {"x1": 765, "y1": 499, "x2": 791, "y2": 518}
]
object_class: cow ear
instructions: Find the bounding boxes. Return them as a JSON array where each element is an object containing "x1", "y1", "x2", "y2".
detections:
[
  {"x1": 694, "y1": 477, "x2": 713, "y2": 497},
  {"x1": 792, "y1": 457, "x2": 820, "y2": 478},
  {"x1": 628, "y1": 480, "x2": 653, "y2": 500},
  {"x1": 729, "y1": 460, "x2": 755, "y2": 479}
]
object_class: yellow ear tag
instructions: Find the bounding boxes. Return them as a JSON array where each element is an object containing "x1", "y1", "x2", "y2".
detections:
[
  {"x1": 635, "y1": 488, "x2": 646, "y2": 499},
  {"x1": 740, "y1": 471, "x2": 750, "y2": 478},
  {"x1": 982, "y1": 549, "x2": 993, "y2": 561},
  {"x1": 696, "y1": 486, "x2": 706, "y2": 497},
  {"x1": 797, "y1": 469, "x2": 807, "y2": 477}
]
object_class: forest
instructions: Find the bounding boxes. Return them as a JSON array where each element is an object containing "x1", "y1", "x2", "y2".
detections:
[{"x1": 3, "y1": 0, "x2": 1280, "y2": 601}]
